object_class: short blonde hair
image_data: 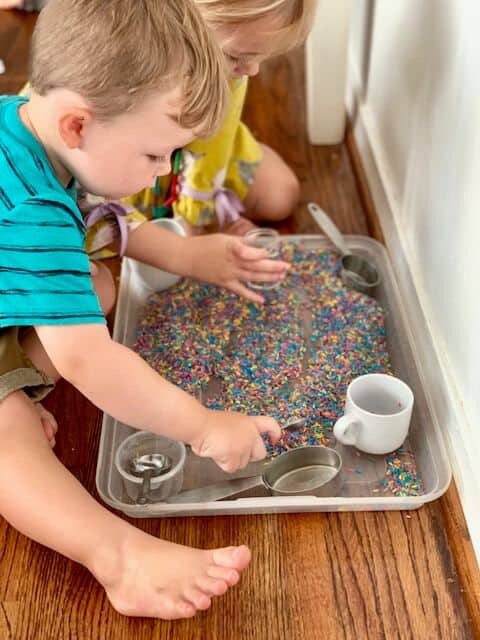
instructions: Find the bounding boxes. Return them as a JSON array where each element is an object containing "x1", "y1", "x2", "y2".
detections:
[
  {"x1": 30, "y1": 0, "x2": 227, "y2": 136},
  {"x1": 195, "y1": 0, "x2": 317, "y2": 53}
]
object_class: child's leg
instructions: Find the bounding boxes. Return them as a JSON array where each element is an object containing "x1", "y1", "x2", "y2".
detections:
[
  {"x1": 0, "y1": 390, "x2": 251, "y2": 618},
  {"x1": 243, "y1": 143, "x2": 300, "y2": 223},
  {"x1": 221, "y1": 144, "x2": 300, "y2": 236}
]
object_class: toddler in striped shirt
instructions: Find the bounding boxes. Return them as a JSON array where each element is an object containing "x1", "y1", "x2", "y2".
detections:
[{"x1": 0, "y1": 0, "x2": 285, "y2": 620}]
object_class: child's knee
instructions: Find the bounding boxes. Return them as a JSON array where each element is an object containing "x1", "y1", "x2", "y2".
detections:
[
  {"x1": 246, "y1": 146, "x2": 300, "y2": 221},
  {"x1": 269, "y1": 167, "x2": 300, "y2": 220},
  {"x1": 0, "y1": 392, "x2": 55, "y2": 459},
  {"x1": 0, "y1": 390, "x2": 40, "y2": 435},
  {"x1": 250, "y1": 168, "x2": 299, "y2": 221},
  {"x1": 90, "y1": 261, "x2": 116, "y2": 316}
]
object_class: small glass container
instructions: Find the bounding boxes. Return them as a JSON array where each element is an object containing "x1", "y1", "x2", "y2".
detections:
[
  {"x1": 115, "y1": 431, "x2": 186, "y2": 503},
  {"x1": 244, "y1": 227, "x2": 282, "y2": 290}
]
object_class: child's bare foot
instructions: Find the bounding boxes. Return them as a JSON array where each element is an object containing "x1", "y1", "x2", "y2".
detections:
[
  {"x1": 97, "y1": 532, "x2": 251, "y2": 619},
  {"x1": 35, "y1": 402, "x2": 58, "y2": 448}
]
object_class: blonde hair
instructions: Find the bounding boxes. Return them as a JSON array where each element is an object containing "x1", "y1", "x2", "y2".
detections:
[
  {"x1": 195, "y1": 0, "x2": 317, "y2": 53},
  {"x1": 30, "y1": 0, "x2": 227, "y2": 136}
]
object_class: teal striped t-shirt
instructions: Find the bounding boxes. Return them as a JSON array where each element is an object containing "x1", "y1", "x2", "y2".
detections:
[{"x1": 0, "y1": 95, "x2": 105, "y2": 327}]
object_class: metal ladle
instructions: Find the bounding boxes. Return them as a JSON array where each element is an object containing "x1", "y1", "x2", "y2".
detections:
[
  {"x1": 128, "y1": 453, "x2": 172, "y2": 505},
  {"x1": 308, "y1": 202, "x2": 380, "y2": 294}
]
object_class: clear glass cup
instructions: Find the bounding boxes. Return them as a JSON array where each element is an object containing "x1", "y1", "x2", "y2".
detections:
[
  {"x1": 244, "y1": 227, "x2": 282, "y2": 290},
  {"x1": 115, "y1": 431, "x2": 186, "y2": 503}
]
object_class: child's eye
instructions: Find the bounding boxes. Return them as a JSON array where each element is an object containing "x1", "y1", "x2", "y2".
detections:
[
  {"x1": 224, "y1": 53, "x2": 241, "y2": 65},
  {"x1": 146, "y1": 154, "x2": 165, "y2": 163}
]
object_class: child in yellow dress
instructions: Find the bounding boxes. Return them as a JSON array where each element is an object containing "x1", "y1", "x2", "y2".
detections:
[{"x1": 115, "y1": 0, "x2": 318, "y2": 237}]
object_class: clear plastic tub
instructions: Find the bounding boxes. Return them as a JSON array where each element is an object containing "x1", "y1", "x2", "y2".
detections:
[{"x1": 95, "y1": 235, "x2": 451, "y2": 517}]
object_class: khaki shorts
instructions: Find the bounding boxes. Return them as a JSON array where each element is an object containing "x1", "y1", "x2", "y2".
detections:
[{"x1": 0, "y1": 327, "x2": 55, "y2": 403}]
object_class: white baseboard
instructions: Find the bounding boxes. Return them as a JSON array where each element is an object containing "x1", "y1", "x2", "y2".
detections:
[{"x1": 347, "y1": 73, "x2": 480, "y2": 562}]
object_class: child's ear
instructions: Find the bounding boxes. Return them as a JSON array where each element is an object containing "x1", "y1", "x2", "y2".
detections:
[{"x1": 58, "y1": 108, "x2": 93, "y2": 149}]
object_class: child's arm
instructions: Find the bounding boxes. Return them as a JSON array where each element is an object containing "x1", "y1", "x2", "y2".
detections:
[
  {"x1": 125, "y1": 222, "x2": 289, "y2": 304},
  {"x1": 36, "y1": 323, "x2": 280, "y2": 472}
]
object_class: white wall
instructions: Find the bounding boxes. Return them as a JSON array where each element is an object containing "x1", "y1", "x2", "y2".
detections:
[{"x1": 347, "y1": 1, "x2": 480, "y2": 555}]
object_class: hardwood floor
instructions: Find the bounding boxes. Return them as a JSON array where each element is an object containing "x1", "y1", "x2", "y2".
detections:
[{"x1": 1, "y1": 9, "x2": 479, "y2": 639}]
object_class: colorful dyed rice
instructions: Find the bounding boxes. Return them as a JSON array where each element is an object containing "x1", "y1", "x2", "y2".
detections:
[{"x1": 134, "y1": 243, "x2": 423, "y2": 497}]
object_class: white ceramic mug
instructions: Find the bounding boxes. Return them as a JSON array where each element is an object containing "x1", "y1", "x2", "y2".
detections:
[
  {"x1": 333, "y1": 373, "x2": 414, "y2": 454},
  {"x1": 129, "y1": 217, "x2": 186, "y2": 291}
]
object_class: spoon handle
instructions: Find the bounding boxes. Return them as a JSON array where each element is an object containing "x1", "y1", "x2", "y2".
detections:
[
  {"x1": 167, "y1": 475, "x2": 264, "y2": 503},
  {"x1": 136, "y1": 469, "x2": 153, "y2": 505},
  {"x1": 308, "y1": 203, "x2": 351, "y2": 257}
]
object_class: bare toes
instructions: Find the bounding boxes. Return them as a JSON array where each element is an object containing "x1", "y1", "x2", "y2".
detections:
[
  {"x1": 173, "y1": 601, "x2": 197, "y2": 619},
  {"x1": 213, "y1": 545, "x2": 251, "y2": 571},
  {"x1": 183, "y1": 588, "x2": 211, "y2": 611},
  {"x1": 206, "y1": 564, "x2": 240, "y2": 586},
  {"x1": 153, "y1": 597, "x2": 196, "y2": 620},
  {"x1": 195, "y1": 576, "x2": 229, "y2": 597}
]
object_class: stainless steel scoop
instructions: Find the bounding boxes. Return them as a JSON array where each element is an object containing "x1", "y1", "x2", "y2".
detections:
[
  {"x1": 129, "y1": 453, "x2": 172, "y2": 504},
  {"x1": 166, "y1": 446, "x2": 342, "y2": 503},
  {"x1": 281, "y1": 417, "x2": 307, "y2": 433},
  {"x1": 308, "y1": 202, "x2": 380, "y2": 294}
]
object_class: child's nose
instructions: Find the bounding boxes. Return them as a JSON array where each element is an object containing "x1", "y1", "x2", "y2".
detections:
[
  {"x1": 156, "y1": 158, "x2": 172, "y2": 177},
  {"x1": 148, "y1": 161, "x2": 171, "y2": 189}
]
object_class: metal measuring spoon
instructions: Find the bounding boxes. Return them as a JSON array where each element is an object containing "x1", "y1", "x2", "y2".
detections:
[
  {"x1": 281, "y1": 417, "x2": 307, "y2": 433},
  {"x1": 307, "y1": 202, "x2": 380, "y2": 293},
  {"x1": 129, "y1": 453, "x2": 172, "y2": 505}
]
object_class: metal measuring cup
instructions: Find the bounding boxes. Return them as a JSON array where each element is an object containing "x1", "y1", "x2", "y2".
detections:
[
  {"x1": 166, "y1": 446, "x2": 343, "y2": 503},
  {"x1": 308, "y1": 203, "x2": 380, "y2": 294}
]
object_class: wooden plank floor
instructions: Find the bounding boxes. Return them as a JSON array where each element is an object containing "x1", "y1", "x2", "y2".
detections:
[{"x1": 1, "y1": 9, "x2": 479, "y2": 639}]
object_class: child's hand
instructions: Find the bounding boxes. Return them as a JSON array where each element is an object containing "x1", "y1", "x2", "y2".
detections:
[
  {"x1": 190, "y1": 410, "x2": 281, "y2": 473},
  {"x1": 188, "y1": 234, "x2": 289, "y2": 303}
]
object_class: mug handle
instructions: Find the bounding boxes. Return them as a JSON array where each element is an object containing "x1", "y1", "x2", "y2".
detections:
[{"x1": 333, "y1": 415, "x2": 359, "y2": 446}]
